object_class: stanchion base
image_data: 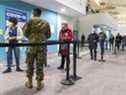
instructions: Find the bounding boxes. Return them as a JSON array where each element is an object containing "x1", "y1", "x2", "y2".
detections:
[
  {"x1": 98, "y1": 59, "x2": 106, "y2": 62},
  {"x1": 70, "y1": 75, "x2": 82, "y2": 81},
  {"x1": 61, "y1": 79, "x2": 74, "y2": 85}
]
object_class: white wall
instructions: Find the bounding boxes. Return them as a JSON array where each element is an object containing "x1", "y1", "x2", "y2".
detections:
[
  {"x1": 56, "y1": 0, "x2": 87, "y2": 15},
  {"x1": 21, "y1": 0, "x2": 86, "y2": 16},
  {"x1": 57, "y1": 14, "x2": 77, "y2": 38},
  {"x1": 78, "y1": 13, "x2": 118, "y2": 39}
]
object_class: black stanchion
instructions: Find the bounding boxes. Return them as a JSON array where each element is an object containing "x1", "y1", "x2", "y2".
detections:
[
  {"x1": 0, "y1": 40, "x2": 82, "y2": 84},
  {"x1": 70, "y1": 41, "x2": 82, "y2": 81},
  {"x1": 77, "y1": 43, "x2": 82, "y2": 59},
  {"x1": 61, "y1": 43, "x2": 74, "y2": 85}
]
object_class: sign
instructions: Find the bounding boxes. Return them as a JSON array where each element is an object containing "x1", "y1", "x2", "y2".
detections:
[
  {"x1": 0, "y1": 29, "x2": 4, "y2": 35},
  {"x1": 5, "y1": 8, "x2": 27, "y2": 29},
  {"x1": 5, "y1": 8, "x2": 27, "y2": 54},
  {"x1": 5, "y1": 8, "x2": 27, "y2": 22}
]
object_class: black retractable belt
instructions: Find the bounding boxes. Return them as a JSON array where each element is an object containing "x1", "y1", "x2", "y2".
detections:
[{"x1": 0, "y1": 40, "x2": 82, "y2": 85}]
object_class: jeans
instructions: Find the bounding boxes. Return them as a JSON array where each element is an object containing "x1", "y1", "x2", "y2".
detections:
[
  {"x1": 7, "y1": 47, "x2": 20, "y2": 68},
  {"x1": 60, "y1": 55, "x2": 70, "y2": 68},
  {"x1": 90, "y1": 48, "x2": 97, "y2": 60}
]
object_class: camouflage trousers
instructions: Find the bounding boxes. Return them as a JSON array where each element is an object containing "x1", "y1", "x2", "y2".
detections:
[{"x1": 26, "y1": 47, "x2": 46, "y2": 81}]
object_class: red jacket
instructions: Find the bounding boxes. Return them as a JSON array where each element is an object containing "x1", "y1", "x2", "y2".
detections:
[{"x1": 58, "y1": 28, "x2": 73, "y2": 56}]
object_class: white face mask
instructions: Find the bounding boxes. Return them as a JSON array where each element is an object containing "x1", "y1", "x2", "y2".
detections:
[{"x1": 6, "y1": 21, "x2": 13, "y2": 27}]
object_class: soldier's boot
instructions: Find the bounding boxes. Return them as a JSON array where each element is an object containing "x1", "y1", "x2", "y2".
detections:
[
  {"x1": 36, "y1": 80, "x2": 44, "y2": 91},
  {"x1": 25, "y1": 77, "x2": 33, "y2": 89}
]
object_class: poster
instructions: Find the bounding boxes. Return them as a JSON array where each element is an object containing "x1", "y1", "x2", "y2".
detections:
[
  {"x1": 0, "y1": 29, "x2": 4, "y2": 43},
  {"x1": 5, "y1": 8, "x2": 27, "y2": 28},
  {"x1": 5, "y1": 8, "x2": 28, "y2": 41}
]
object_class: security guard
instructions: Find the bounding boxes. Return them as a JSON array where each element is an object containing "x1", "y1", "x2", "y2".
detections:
[{"x1": 23, "y1": 8, "x2": 51, "y2": 90}]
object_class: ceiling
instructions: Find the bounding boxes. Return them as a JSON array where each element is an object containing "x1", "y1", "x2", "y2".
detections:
[
  {"x1": 21, "y1": 0, "x2": 85, "y2": 17},
  {"x1": 104, "y1": 0, "x2": 126, "y2": 6},
  {"x1": 103, "y1": 0, "x2": 126, "y2": 26},
  {"x1": 89, "y1": 0, "x2": 126, "y2": 29}
]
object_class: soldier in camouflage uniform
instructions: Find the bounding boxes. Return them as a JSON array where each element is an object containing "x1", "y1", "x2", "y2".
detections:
[{"x1": 23, "y1": 8, "x2": 51, "y2": 90}]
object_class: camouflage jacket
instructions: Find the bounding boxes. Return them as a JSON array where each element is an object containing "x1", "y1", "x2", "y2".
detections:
[{"x1": 23, "y1": 17, "x2": 51, "y2": 43}]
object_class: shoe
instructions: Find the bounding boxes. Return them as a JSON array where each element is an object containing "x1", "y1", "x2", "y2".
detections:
[
  {"x1": 94, "y1": 58, "x2": 97, "y2": 61},
  {"x1": 36, "y1": 80, "x2": 44, "y2": 91},
  {"x1": 16, "y1": 67, "x2": 23, "y2": 72},
  {"x1": 57, "y1": 66, "x2": 64, "y2": 70},
  {"x1": 25, "y1": 78, "x2": 33, "y2": 89},
  {"x1": 65, "y1": 67, "x2": 70, "y2": 71},
  {"x1": 3, "y1": 68, "x2": 12, "y2": 73},
  {"x1": 91, "y1": 57, "x2": 93, "y2": 60}
]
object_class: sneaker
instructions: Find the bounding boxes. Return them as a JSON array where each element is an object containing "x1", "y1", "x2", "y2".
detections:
[
  {"x1": 94, "y1": 58, "x2": 97, "y2": 61},
  {"x1": 57, "y1": 66, "x2": 64, "y2": 70},
  {"x1": 3, "y1": 68, "x2": 12, "y2": 73},
  {"x1": 16, "y1": 67, "x2": 23, "y2": 72}
]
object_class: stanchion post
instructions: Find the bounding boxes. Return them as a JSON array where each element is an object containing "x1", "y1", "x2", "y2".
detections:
[
  {"x1": 77, "y1": 42, "x2": 81, "y2": 59},
  {"x1": 70, "y1": 41, "x2": 82, "y2": 81},
  {"x1": 61, "y1": 42, "x2": 74, "y2": 85}
]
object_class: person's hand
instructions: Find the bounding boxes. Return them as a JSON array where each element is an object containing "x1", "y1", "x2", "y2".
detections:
[
  {"x1": 58, "y1": 52, "x2": 60, "y2": 56},
  {"x1": 9, "y1": 37, "x2": 17, "y2": 40}
]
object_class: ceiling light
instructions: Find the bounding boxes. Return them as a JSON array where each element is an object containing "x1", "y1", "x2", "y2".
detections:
[{"x1": 61, "y1": 8, "x2": 66, "y2": 12}]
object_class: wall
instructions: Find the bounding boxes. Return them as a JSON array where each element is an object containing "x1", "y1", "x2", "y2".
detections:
[
  {"x1": 0, "y1": 0, "x2": 78, "y2": 61},
  {"x1": 56, "y1": 0, "x2": 86, "y2": 15},
  {"x1": 0, "y1": 1, "x2": 33, "y2": 60},
  {"x1": 78, "y1": 13, "x2": 118, "y2": 39},
  {"x1": 42, "y1": 11, "x2": 58, "y2": 53}
]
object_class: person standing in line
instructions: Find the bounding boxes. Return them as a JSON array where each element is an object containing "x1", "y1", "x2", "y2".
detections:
[
  {"x1": 109, "y1": 34, "x2": 114, "y2": 51},
  {"x1": 81, "y1": 34, "x2": 85, "y2": 49},
  {"x1": 87, "y1": 28, "x2": 99, "y2": 61},
  {"x1": 99, "y1": 31, "x2": 107, "y2": 61},
  {"x1": 3, "y1": 17, "x2": 23, "y2": 73},
  {"x1": 115, "y1": 33, "x2": 122, "y2": 52},
  {"x1": 121, "y1": 34, "x2": 126, "y2": 51},
  {"x1": 57, "y1": 23, "x2": 73, "y2": 70},
  {"x1": 23, "y1": 8, "x2": 51, "y2": 90}
]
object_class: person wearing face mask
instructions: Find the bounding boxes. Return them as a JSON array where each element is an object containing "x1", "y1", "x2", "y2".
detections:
[
  {"x1": 3, "y1": 17, "x2": 23, "y2": 73},
  {"x1": 99, "y1": 31, "x2": 107, "y2": 61},
  {"x1": 57, "y1": 23, "x2": 73, "y2": 70},
  {"x1": 87, "y1": 26, "x2": 99, "y2": 61}
]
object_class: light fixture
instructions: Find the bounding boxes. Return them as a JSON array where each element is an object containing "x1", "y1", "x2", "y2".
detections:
[{"x1": 61, "y1": 8, "x2": 66, "y2": 12}]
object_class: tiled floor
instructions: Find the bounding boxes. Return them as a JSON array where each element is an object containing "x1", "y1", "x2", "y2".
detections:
[{"x1": 0, "y1": 49, "x2": 126, "y2": 95}]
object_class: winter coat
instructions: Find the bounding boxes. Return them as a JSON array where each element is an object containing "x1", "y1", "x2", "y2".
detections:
[
  {"x1": 88, "y1": 33, "x2": 99, "y2": 49},
  {"x1": 58, "y1": 28, "x2": 73, "y2": 56}
]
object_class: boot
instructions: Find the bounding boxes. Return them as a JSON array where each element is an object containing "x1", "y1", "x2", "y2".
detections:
[
  {"x1": 101, "y1": 55, "x2": 103, "y2": 61},
  {"x1": 16, "y1": 66, "x2": 23, "y2": 72},
  {"x1": 25, "y1": 77, "x2": 33, "y2": 89},
  {"x1": 57, "y1": 66, "x2": 64, "y2": 70},
  {"x1": 36, "y1": 80, "x2": 44, "y2": 91}
]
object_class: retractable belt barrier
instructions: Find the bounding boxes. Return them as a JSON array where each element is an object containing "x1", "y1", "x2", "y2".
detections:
[{"x1": 0, "y1": 40, "x2": 86, "y2": 85}]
